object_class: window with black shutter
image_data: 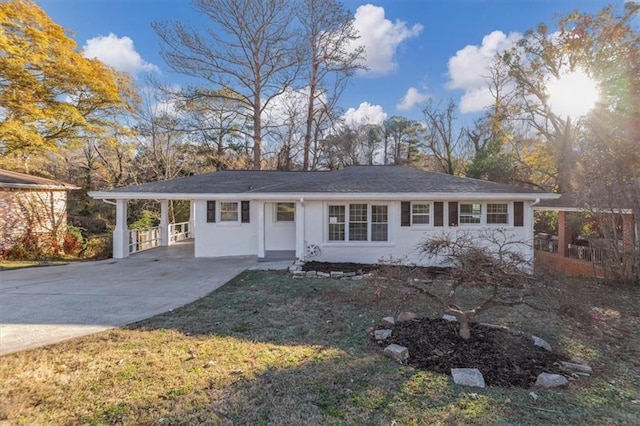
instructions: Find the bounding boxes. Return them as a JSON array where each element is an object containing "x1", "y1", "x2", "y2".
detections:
[
  {"x1": 206, "y1": 201, "x2": 216, "y2": 223},
  {"x1": 241, "y1": 201, "x2": 250, "y2": 223},
  {"x1": 514, "y1": 201, "x2": 524, "y2": 227},
  {"x1": 434, "y1": 202, "x2": 444, "y2": 227},
  {"x1": 448, "y1": 202, "x2": 458, "y2": 226},
  {"x1": 401, "y1": 202, "x2": 410, "y2": 226}
]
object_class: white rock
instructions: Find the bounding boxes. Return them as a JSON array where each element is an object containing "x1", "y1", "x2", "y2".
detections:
[
  {"x1": 560, "y1": 361, "x2": 593, "y2": 375},
  {"x1": 289, "y1": 265, "x2": 301, "y2": 272},
  {"x1": 291, "y1": 270, "x2": 306, "y2": 276},
  {"x1": 451, "y1": 368, "x2": 486, "y2": 388},
  {"x1": 382, "y1": 316, "x2": 395, "y2": 326},
  {"x1": 317, "y1": 271, "x2": 330, "y2": 278},
  {"x1": 343, "y1": 272, "x2": 356, "y2": 277},
  {"x1": 383, "y1": 344, "x2": 409, "y2": 363},
  {"x1": 396, "y1": 312, "x2": 418, "y2": 323},
  {"x1": 442, "y1": 314, "x2": 458, "y2": 322},
  {"x1": 351, "y1": 275, "x2": 363, "y2": 281},
  {"x1": 535, "y1": 372, "x2": 568, "y2": 388},
  {"x1": 532, "y1": 335, "x2": 552, "y2": 352},
  {"x1": 330, "y1": 271, "x2": 344, "y2": 278},
  {"x1": 374, "y1": 329, "x2": 392, "y2": 340},
  {"x1": 305, "y1": 270, "x2": 317, "y2": 277}
]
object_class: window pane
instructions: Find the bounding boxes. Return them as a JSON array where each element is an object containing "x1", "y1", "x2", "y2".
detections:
[
  {"x1": 487, "y1": 203, "x2": 508, "y2": 224},
  {"x1": 349, "y1": 204, "x2": 368, "y2": 241},
  {"x1": 220, "y1": 202, "x2": 238, "y2": 222},
  {"x1": 371, "y1": 205, "x2": 388, "y2": 241},
  {"x1": 328, "y1": 205, "x2": 345, "y2": 241},
  {"x1": 349, "y1": 204, "x2": 367, "y2": 221},
  {"x1": 276, "y1": 202, "x2": 295, "y2": 222},
  {"x1": 460, "y1": 203, "x2": 481, "y2": 224},
  {"x1": 412, "y1": 203, "x2": 430, "y2": 224}
]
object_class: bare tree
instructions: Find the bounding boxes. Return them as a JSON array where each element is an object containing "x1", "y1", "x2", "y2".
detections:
[
  {"x1": 153, "y1": 0, "x2": 301, "y2": 170},
  {"x1": 413, "y1": 228, "x2": 537, "y2": 339},
  {"x1": 421, "y1": 99, "x2": 468, "y2": 175},
  {"x1": 298, "y1": 0, "x2": 365, "y2": 170}
]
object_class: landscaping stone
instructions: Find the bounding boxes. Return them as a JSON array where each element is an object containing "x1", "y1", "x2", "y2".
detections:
[
  {"x1": 442, "y1": 314, "x2": 458, "y2": 322},
  {"x1": 382, "y1": 316, "x2": 395, "y2": 326},
  {"x1": 374, "y1": 329, "x2": 392, "y2": 340},
  {"x1": 292, "y1": 275, "x2": 305, "y2": 279},
  {"x1": 289, "y1": 265, "x2": 301, "y2": 272},
  {"x1": 532, "y1": 335, "x2": 552, "y2": 352},
  {"x1": 396, "y1": 312, "x2": 418, "y2": 323},
  {"x1": 330, "y1": 271, "x2": 344, "y2": 278},
  {"x1": 383, "y1": 344, "x2": 409, "y2": 363},
  {"x1": 535, "y1": 372, "x2": 568, "y2": 388},
  {"x1": 305, "y1": 270, "x2": 317, "y2": 277},
  {"x1": 291, "y1": 270, "x2": 306, "y2": 276},
  {"x1": 560, "y1": 361, "x2": 593, "y2": 375},
  {"x1": 451, "y1": 368, "x2": 486, "y2": 388},
  {"x1": 343, "y1": 272, "x2": 356, "y2": 277},
  {"x1": 317, "y1": 271, "x2": 330, "y2": 278},
  {"x1": 351, "y1": 275, "x2": 363, "y2": 281}
]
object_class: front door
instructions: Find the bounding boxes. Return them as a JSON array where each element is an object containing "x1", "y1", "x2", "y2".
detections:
[{"x1": 264, "y1": 202, "x2": 296, "y2": 254}]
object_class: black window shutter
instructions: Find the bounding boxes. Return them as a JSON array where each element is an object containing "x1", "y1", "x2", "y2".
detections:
[
  {"x1": 448, "y1": 202, "x2": 458, "y2": 226},
  {"x1": 401, "y1": 202, "x2": 410, "y2": 226},
  {"x1": 206, "y1": 201, "x2": 216, "y2": 223},
  {"x1": 514, "y1": 201, "x2": 524, "y2": 227},
  {"x1": 241, "y1": 201, "x2": 250, "y2": 223},
  {"x1": 434, "y1": 202, "x2": 444, "y2": 227}
]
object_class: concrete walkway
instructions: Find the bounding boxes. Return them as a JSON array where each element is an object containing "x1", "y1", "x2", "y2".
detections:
[{"x1": 0, "y1": 242, "x2": 277, "y2": 356}]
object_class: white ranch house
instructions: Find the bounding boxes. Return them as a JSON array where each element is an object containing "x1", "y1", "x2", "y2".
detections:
[{"x1": 88, "y1": 166, "x2": 558, "y2": 265}]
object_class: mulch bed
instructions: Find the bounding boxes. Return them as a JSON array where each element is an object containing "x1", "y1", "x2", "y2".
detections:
[
  {"x1": 378, "y1": 318, "x2": 569, "y2": 388},
  {"x1": 302, "y1": 261, "x2": 450, "y2": 277}
]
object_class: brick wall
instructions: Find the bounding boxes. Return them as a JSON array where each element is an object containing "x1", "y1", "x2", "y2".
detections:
[
  {"x1": 535, "y1": 250, "x2": 604, "y2": 278},
  {"x1": 0, "y1": 188, "x2": 68, "y2": 249}
]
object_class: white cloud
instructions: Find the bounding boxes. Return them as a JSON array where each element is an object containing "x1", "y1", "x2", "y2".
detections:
[
  {"x1": 351, "y1": 4, "x2": 423, "y2": 76},
  {"x1": 447, "y1": 30, "x2": 520, "y2": 113},
  {"x1": 342, "y1": 102, "x2": 387, "y2": 128},
  {"x1": 83, "y1": 33, "x2": 160, "y2": 75},
  {"x1": 397, "y1": 87, "x2": 428, "y2": 111}
]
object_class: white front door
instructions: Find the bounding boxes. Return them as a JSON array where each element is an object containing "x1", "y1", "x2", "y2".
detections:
[{"x1": 265, "y1": 202, "x2": 296, "y2": 251}]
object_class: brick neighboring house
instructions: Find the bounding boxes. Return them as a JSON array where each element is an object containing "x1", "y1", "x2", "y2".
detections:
[{"x1": 0, "y1": 169, "x2": 78, "y2": 252}]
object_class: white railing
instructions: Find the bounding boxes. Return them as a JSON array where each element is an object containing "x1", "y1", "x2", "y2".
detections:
[
  {"x1": 169, "y1": 221, "x2": 190, "y2": 243},
  {"x1": 128, "y1": 222, "x2": 191, "y2": 254},
  {"x1": 129, "y1": 227, "x2": 160, "y2": 253},
  {"x1": 567, "y1": 244, "x2": 609, "y2": 265}
]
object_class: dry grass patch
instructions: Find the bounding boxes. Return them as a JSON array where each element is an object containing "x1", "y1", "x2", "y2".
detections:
[{"x1": 1, "y1": 270, "x2": 639, "y2": 425}]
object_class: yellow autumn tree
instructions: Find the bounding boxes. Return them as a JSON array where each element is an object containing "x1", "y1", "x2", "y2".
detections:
[{"x1": 0, "y1": 0, "x2": 137, "y2": 161}]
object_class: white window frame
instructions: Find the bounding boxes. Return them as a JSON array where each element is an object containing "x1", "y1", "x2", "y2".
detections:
[
  {"x1": 459, "y1": 203, "x2": 482, "y2": 225},
  {"x1": 486, "y1": 203, "x2": 509, "y2": 225},
  {"x1": 275, "y1": 202, "x2": 295, "y2": 222},
  {"x1": 328, "y1": 204, "x2": 346, "y2": 241},
  {"x1": 411, "y1": 202, "x2": 431, "y2": 226},
  {"x1": 326, "y1": 203, "x2": 389, "y2": 243},
  {"x1": 219, "y1": 201, "x2": 240, "y2": 222}
]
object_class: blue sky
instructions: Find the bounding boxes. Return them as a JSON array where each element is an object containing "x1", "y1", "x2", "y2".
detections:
[{"x1": 36, "y1": 0, "x2": 621, "y2": 125}]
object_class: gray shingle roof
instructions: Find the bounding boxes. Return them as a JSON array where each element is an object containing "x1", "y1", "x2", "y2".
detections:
[
  {"x1": 99, "y1": 166, "x2": 546, "y2": 195},
  {"x1": 0, "y1": 169, "x2": 77, "y2": 190}
]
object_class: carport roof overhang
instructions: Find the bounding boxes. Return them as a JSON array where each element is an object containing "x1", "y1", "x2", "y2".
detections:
[{"x1": 88, "y1": 191, "x2": 560, "y2": 202}]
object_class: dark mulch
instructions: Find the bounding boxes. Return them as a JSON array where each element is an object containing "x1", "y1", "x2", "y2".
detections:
[
  {"x1": 302, "y1": 261, "x2": 450, "y2": 277},
  {"x1": 378, "y1": 318, "x2": 569, "y2": 388}
]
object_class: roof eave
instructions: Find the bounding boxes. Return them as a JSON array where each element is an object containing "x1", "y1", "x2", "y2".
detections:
[{"x1": 89, "y1": 191, "x2": 558, "y2": 201}]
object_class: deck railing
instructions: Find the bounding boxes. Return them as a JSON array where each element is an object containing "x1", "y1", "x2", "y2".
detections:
[
  {"x1": 129, "y1": 227, "x2": 160, "y2": 253},
  {"x1": 169, "y1": 221, "x2": 190, "y2": 243},
  {"x1": 128, "y1": 222, "x2": 191, "y2": 254}
]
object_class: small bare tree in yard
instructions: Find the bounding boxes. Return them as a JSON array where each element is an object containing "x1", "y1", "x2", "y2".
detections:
[{"x1": 413, "y1": 228, "x2": 537, "y2": 339}]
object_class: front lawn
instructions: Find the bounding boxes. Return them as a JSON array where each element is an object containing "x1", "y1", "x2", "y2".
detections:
[
  {"x1": 1, "y1": 270, "x2": 638, "y2": 425},
  {"x1": 0, "y1": 260, "x2": 69, "y2": 271}
]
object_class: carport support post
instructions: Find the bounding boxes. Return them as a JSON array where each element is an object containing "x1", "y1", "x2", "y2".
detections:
[
  {"x1": 257, "y1": 202, "x2": 265, "y2": 259},
  {"x1": 189, "y1": 200, "x2": 195, "y2": 238},
  {"x1": 159, "y1": 200, "x2": 169, "y2": 246},
  {"x1": 295, "y1": 199, "x2": 305, "y2": 260},
  {"x1": 113, "y1": 199, "x2": 129, "y2": 258}
]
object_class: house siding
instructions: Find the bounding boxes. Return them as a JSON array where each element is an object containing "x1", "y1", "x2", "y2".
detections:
[{"x1": 0, "y1": 188, "x2": 68, "y2": 250}]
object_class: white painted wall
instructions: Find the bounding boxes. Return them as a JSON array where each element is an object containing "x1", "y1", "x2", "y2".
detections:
[
  {"x1": 193, "y1": 200, "x2": 258, "y2": 257},
  {"x1": 302, "y1": 200, "x2": 534, "y2": 266},
  {"x1": 193, "y1": 198, "x2": 535, "y2": 266}
]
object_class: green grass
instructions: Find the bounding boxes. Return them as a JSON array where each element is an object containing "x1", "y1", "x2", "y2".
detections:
[
  {"x1": 0, "y1": 270, "x2": 638, "y2": 425},
  {"x1": 0, "y1": 260, "x2": 69, "y2": 270}
]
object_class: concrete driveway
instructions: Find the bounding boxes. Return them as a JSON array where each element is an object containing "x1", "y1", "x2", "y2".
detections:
[{"x1": 0, "y1": 242, "x2": 268, "y2": 356}]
